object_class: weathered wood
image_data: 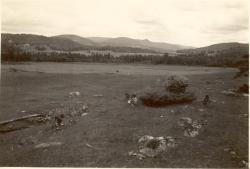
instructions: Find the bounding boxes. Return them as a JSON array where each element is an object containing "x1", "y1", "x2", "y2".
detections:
[{"x1": 0, "y1": 114, "x2": 44, "y2": 126}]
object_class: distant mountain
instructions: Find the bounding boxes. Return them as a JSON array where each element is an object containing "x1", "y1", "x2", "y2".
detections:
[
  {"x1": 86, "y1": 36, "x2": 193, "y2": 52},
  {"x1": 54, "y1": 34, "x2": 97, "y2": 46},
  {"x1": 87, "y1": 37, "x2": 112, "y2": 43},
  {"x1": 1, "y1": 33, "x2": 84, "y2": 51},
  {"x1": 56, "y1": 35, "x2": 192, "y2": 52},
  {"x1": 178, "y1": 42, "x2": 249, "y2": 55},
  {"x1": 1, "y1": 33, "x2": 159, "y2": 53}
]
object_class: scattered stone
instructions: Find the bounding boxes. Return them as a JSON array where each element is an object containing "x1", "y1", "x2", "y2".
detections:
[
  {"x1": 165, "y1": 136, "x2": 177, "y2": 148},
  {"x1": 215, "y1": 80, "x2": 224, "y2": 84},
  {"x1": 221, "y1": 90, "x2": 240, "y2": 97},
  {"x1": 93, "y1": 94, "x2": 104, "y2": 97},
  {"x1": 129, "y1": 135, "x2": 177, "y2": 159},
  {"x1": 34, "y1": 142, "x2": 62, "y2": 148},
  {"x1": 160, "y1": 115, "x2": 164, "y2": 118},
  {"x1": 21, "y1": 110, "x2": 26, "y2": 113},
  {"x1": 230, "y1": 151, "x2": 236, "y2": 156},
  {"x1": 198, "y1": 108, "x2": 205, "y2": 112},
  {"x1": 128, "y1": 151, "x2": 145, "y2": 160},
  {"x1": 242, "y1": 93, "x2": 249, "y2": 97},
  {"x1": 69, "y1": 91, "x2": 80, "y2": 97},
  {"x1": 221, "y1": 88, "x2": 249, "y2": 97},
  {"x1": 85, "y1": 143, "x2": 99, "y2": 150},
  {"x1": 82, "y1": 105, "x2": 89, "y2": 112},
  {"x1": 243, "y1": 114, "x2": 248, "y2": 117},
  {"x1": 223, "y1": 148, "x2": 231, "y2": 152},
  {"x1": 178, "y1": 117, "x2": 192, "y2": 127},
  {"x1": 81, "y1": 113, "x2": 88, "y2": 117},
  {"x1": 138, "y1": 136, "x2": 166, "y2": 157},
  {"x1": 178, "y1": 117, "x2": 202, "y2": 137},
  {"x1": 184, "y1": 129, "x2": 199, "y2": 137},
  {"x1": 242, "y1": 160, "x2": 248, "y2": 168},
  {"x1": 127, "y1": 94, "x2": 138, "y2": 106},
  {"x1": 54, "y1": 114, "x2": 65, "y2": 127}
]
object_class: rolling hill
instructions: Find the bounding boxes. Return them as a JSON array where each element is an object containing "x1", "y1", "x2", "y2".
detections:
[
  {"x1": 178, "y1": 42, "x2": 249, "y2": 55},
  {"x1": 58, "y1": 35, "x2": 193, "y2": 52},
  {"x1": 2, "y1": 33, "x2": 193, "y2": 53},
  {"x1": 53, "y1": 34, "x2": 97, "y2": 46},
  {"x1": 94, "y1": 37, "x2": 193, "y2": 52},
  {"x1": 1, "y1": 33, "x2": 84, "y2": 51}
]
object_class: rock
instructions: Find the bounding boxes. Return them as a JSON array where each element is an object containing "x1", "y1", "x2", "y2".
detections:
[
  {"x1": 178, "y1": 117, "x2": 202, "y2": 137},
  {"x1": 69, "y1": 91, "x2": 80, "y2": 97},
  {"x1": 223, "y1": 148, "x2": 231, "y2": 152},
  {"x1": 81, "y1": 113, "x2": 88, "y2": 117},
  {"x1": 82, "y1": 105, "x2": 89, "y2": 112},
  {"x1": 184, "y1": 128, "x2": 199, "y2": 137},
  {"x1": 198, "y1": 108, "x2": 205, "y2": 112},
  {"x1": 242, "y1": 93, "x2": 249, "y2": 97},
  {"x1": 221, "y1": 90, "x2": 240, "y2": 97},
  {"x1": 139, "y1": 147, "x2": 159, "y2": 157},
  {"x1": 128, "y1": 151, "x2": 145, "y2": 160},
  {"x1": 230, "y1": 151, "x2": 236, "y2": 156},
  {"x1": 127, "y1": 94, "x2": 138, "y2": 106},
  {"x1": 136, "y1": 135, "x2": 176, "y2": 158},
  {"x1": 138, "y1": 135, "x2": 154, "y2": 145},
  {"x1": 93, "y1": 94, "x2": 104, "y2": 97},
  {"x1": 166, "y1": 136, "x2": 177, "y2": 148},
  {"x1": 55, "y1": 114, "x2": 65, "y2": 127},
  {"x1": 178, "y1": 117, "x2": 192, "y2": 127},
  {"x1": 34, "y1": 142, "x2": 62, "y2": 148},
  {"x1": 242, "y1": 160, "x2": 248, "y2": 167}
]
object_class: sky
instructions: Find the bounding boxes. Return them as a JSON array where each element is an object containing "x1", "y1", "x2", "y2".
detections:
[{"x1": 1, "y1": 0, "x2": 249, "y2": 47}]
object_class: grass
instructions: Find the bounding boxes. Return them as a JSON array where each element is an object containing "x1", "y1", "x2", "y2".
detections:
[{"x1": 0, "y1": 63, "x2": 248, "y2": 167}]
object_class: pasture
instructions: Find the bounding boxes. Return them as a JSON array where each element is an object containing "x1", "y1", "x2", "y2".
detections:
[{"x1": 0, "y1": 63, "x2": 248, "y2": 167}]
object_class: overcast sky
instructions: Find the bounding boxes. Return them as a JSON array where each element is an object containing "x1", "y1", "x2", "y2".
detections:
[{"x1": 1, "y1": 0, "x2": 249, "y2": 47}]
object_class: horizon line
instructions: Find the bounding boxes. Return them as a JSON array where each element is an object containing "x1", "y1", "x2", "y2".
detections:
[{"x1": 1, "y1": 31, "x2": 249, "y2": 48}]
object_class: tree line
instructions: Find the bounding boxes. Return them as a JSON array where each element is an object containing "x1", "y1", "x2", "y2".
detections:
[{"x1": 1, "y1": 45, "x2": 248, "y2": 67}]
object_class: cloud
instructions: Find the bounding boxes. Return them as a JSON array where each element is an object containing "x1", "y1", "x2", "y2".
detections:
[
  {"x1": 1, "y1": 0, "x2": 249, "y2": 47},
  {"x1": 135, "y1": 19, "x2": 163, "y2": 26}
]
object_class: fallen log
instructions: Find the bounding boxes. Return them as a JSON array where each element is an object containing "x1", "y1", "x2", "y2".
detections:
[{"x1": 0, "y1": 114, "x2": 44, "y2": 126}]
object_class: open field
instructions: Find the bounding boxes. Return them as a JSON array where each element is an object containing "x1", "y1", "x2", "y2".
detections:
[
  {"x1": 0, "y1": 63, "x2": 248, "y2": 167},
  {"x1": 2, "y1": 62, "x2": 235, "y2": 75}
]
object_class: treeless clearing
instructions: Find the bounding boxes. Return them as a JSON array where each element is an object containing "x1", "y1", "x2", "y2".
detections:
[{"x1": 0, "y1": 63, "x2": 247, "y2": 167}]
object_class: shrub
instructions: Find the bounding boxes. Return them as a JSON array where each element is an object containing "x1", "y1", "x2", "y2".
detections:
[{"x1": 164, "y1": 75, "x2": 189, "y2": 93}]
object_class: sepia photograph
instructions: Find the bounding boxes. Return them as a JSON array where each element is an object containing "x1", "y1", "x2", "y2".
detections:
[{"x1": 0, "y1": 0, "x2": 249, "y2": 168}]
